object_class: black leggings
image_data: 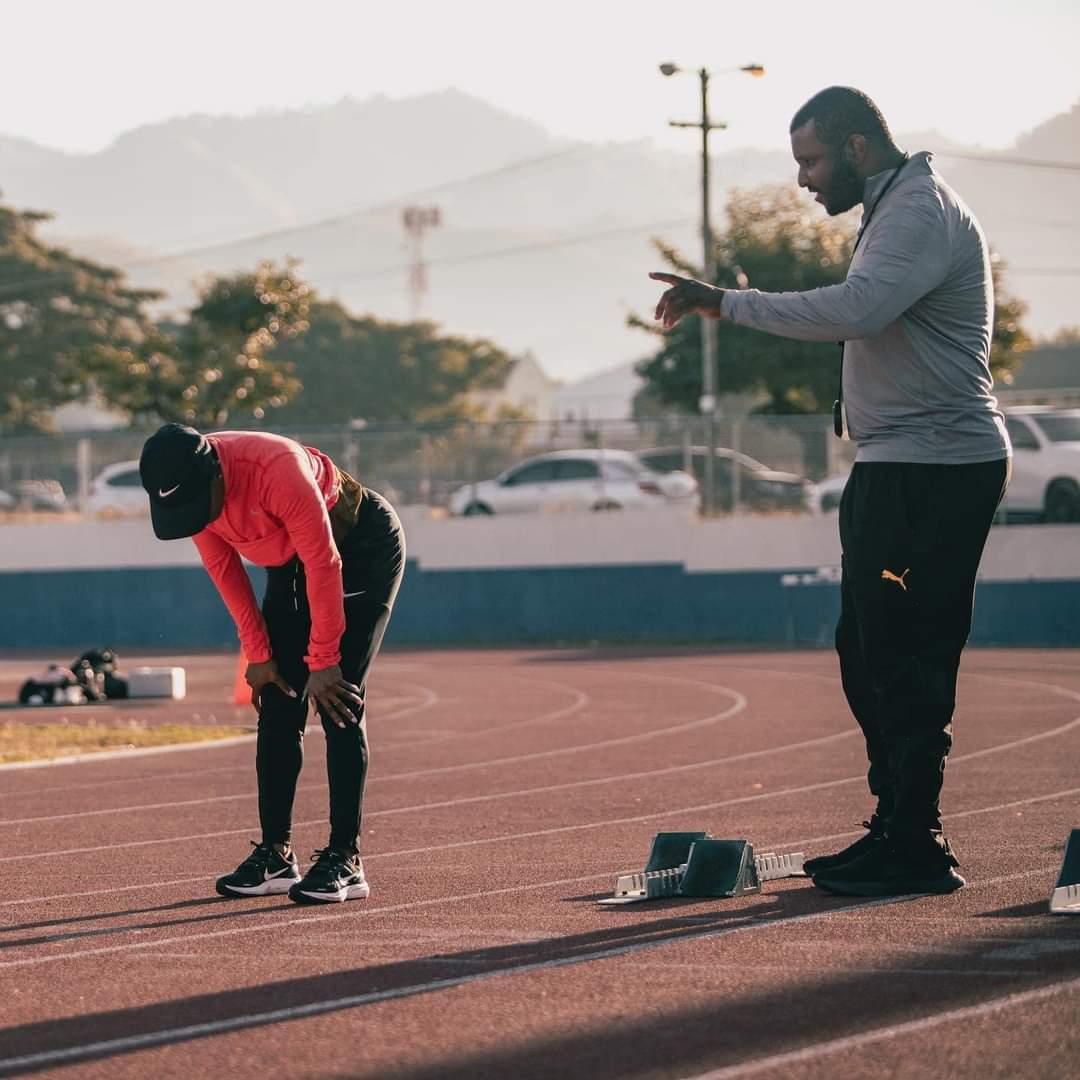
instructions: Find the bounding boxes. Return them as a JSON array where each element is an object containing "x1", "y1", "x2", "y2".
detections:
[{"x1": 255, "y1": 489, "x2": 405, "y2": 855}]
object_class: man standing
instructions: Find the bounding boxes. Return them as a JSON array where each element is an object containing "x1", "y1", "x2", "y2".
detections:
[
  {"x1": 140, "y1": 425, "x2": 405, "y2": 903},
  {"x1": 652, "y1": 86, "x2": 1010, "y2": 896}
]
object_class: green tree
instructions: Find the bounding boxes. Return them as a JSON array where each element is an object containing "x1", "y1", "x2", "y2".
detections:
[
  {"x1": 0, "y1": 199, "x2": 160, "y2": 432},
  {"x1": 101, "y1": 260, "x2": 309, "y2": 427},
  {"x1": 988, "y1": 255, "x2": 1031, "y2": 385},
  {"x1": 633, "y1": 185, "x2": 1031, "y2": 414},
  {"x1": 271, "y1": 299, "x2": 515, "y2": 424},
  {"x1": 0, "y1": 198, "x2": 312, "y2": 430}
]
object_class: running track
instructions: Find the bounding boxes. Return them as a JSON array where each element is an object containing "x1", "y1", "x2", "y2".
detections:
[{"x1": 1, "y1": 647, "x2": 1079, "y2": 1079}]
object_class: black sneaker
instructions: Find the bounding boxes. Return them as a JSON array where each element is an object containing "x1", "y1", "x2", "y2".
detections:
[
  {"x1": 215, "y1": 841, "x2": 300, "y2": 898},
  {"x1": 812, "y1": 839, "x2": 965, "y2": 897},
  {"x1": 289, "y1": 848, "x2": 370, "y2": 904},
  {"x1": 803, "y1": 819, "x2": 886, "y2": 877}
]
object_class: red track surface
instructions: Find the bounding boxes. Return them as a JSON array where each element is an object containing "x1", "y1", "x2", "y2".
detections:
[{"x1": 1, "y1": 647, "x2": 1079, "y2": 1079}]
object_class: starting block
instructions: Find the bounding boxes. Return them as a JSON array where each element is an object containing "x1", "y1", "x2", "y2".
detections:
[
  {"x1": 598, "y1": 831, "x2": 805, "y2": 906},
  {"x1": 1050, "y1": 828, "x2": 1080, "y2": 915}
]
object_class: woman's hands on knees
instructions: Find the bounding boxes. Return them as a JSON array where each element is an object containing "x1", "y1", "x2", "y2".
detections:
[
  {"x1": 305, "y1": 664, "x2": 364, "y2": 728},
  {"x1": 245, "y1": 659, "x2": 297, "y2": 711}
]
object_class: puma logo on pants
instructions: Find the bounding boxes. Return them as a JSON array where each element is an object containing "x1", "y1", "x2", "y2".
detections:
[{"x1": 881, "y1": 568, "x2": 911, "y2": 591}]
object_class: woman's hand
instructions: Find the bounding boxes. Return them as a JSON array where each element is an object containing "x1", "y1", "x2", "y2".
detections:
[
  {"x1": 245, "y1": 659, "x2": 297, "y2": 711},
  {"x1": 305, "y1": 664, "x2": 364, "y2": 728}
]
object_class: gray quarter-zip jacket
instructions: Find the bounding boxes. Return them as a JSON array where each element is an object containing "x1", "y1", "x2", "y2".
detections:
[{"x1": 720, "y1": 152, "x2": 1011, "y2": 464}]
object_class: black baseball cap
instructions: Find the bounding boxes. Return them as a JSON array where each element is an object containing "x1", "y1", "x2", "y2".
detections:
[{"x1": 139, "y1": 424, "x2": 220, "y2": 540}]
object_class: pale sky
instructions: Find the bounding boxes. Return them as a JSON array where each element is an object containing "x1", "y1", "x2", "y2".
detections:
[{"x1": 4, "y1": 0, "x2": 1078, "y2": 155}]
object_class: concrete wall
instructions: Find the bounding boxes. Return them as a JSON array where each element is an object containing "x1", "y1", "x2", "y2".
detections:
[{"x1": 1, "y1": 511, "x2": 1078, "y2": 650}]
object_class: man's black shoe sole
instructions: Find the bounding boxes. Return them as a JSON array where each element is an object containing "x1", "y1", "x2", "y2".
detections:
[{"x1": 811, "y1": 869, "x2": 966, "y2": 897}]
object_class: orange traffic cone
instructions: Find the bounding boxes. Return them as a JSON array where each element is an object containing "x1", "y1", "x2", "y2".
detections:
[{"x1": 232, "y1": 652, "x2": 250, "y2": 706}]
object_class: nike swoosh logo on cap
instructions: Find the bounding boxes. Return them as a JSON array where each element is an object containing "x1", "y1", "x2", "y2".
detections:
[{"x1": 158, "y1": 484, "x2": 180, "y2": 498}]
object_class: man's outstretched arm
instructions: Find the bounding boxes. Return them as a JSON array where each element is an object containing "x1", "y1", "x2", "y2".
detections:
[{"x1": 651, "y1": 190, "x2": 950, "y2": 343}]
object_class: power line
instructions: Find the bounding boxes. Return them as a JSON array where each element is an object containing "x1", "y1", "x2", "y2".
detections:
[
  {"x1": 117, "y1": 144, "x2": 618, "y2": 271},
  {"x1": 1005, "y1": 267, "x2": 1080, "y2": 276},
  {"x1": 931, "y1": 149, "x2": 1080, "y2": 173},
  {"x1": 314, "y1": 217, "x2": 697, "y2": 287}
]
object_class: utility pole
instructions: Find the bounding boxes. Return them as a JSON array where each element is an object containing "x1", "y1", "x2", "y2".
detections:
[
  {"x1": 402, "y1": 205, "x2": 441, "y2": 321},
  {"x1": 668, "y1": 68, "x2": 725, "y2": 514},
  {"x1": 660, "y1": 62, "x2": 764, "y2": 515}
]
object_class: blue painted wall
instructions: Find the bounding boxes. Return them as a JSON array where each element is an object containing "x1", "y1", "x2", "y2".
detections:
[{"x1": 1, "y1": 563, "x2": 1077, "y2": 650}]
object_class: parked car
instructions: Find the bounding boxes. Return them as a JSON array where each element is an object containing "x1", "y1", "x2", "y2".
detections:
[
  {"x1": 812, "y1": 472, "x2": 849, "y2": 513},
  {"x1": 87, "y1": 460, "x2": 149, "y2": 518},
  {"x1": 635, "y1": 446, "x2": 815, "y2": 513},
  {"x1": 447, "y1": 449, "x2": 699, "y2": 516},
  {"x1": 813, "y1": 407, "x2": 1080, "y2": 522},
  {"x1": 0, "y1": 488, "x2": 15, "y2": 511},
  {"x1": 1001, "y1": 407, "x2": 1080, "y2": 523}
]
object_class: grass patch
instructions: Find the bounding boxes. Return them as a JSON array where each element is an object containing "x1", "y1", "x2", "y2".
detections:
[{"x1": 0, "y1": 719, "x2": 252, "y2": 764}]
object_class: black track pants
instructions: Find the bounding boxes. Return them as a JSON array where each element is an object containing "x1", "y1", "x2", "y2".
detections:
[
  {"x1": 835, "y1": 458, "x2": 1009, "y2": 841},
  {"x1": 255, "y1": 489, "x2": 405, "y2": 855}
]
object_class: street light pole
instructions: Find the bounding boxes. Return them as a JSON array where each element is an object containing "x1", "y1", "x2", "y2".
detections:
[
  {"x1": 661, "y1": 61, "x2": 764, "y2": 515},
  {"x1": 698, "y1": 68, "x2": 720, "y2": 516}
]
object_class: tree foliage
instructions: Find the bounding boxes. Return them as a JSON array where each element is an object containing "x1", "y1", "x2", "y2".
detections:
[
  {"x1": 633, "y1": 184, "x2": 1032, "y2": 415},
  {"x1": 101, "y1": 260, "x2": 309, "y2": 427},
  {"x1": 0, "y1": 201, "x2": 160, "y2": 432},
  {"x1": 271, "y1": 300, "x2": 515, "y2": 424},
  {"x1": 988, "y1": 255, "x2": 1031, "y2": 385},
  {"x1": 0, "y1": 197, "x2": 311, "y2": 430}
]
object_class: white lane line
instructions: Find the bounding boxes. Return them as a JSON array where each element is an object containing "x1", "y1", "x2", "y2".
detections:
[
  {"x1": 0, "y1": 894, "x2": 913, "y2": 1072},
  {"x1": 0, "y1": 680, "x2": 749, "y2": 855},
  {"x1": 0, "y1": 670, "x2": 729, "y2": 815},
  {"x1": 2, "y1": 725, "x2": 850, "y2": 828},
  {"x1": 637, "y1": 961, "x2": 1030, "y2": 978},
  {"x1": 0, "y1": 680, "x2": 589, "y2": 826},
  {"x1": 0, "y1": 870, "x2": 622, "y2": 971},
  {"x1": 0, "y1": 787, "x2": 1066, "y2": 971},
  {"x1": 0, "y1": 859, "x2": 1058, "y2": 1076},
  {"x1": 8, "y1": 662, "x2": 1076, "y2": 832},
  {"x1": 0, "y1": 659, "x2": 832, "y2": 795},
  {"x1": 367, "y1": 674, "x2": 747, "y2": 782},
  {"x1": 687, "y1": 975, "x2": 1080, "y2": 1080},
  {"x1": 3, "y1": 711, "x2": 1075, "y2": 867},
  {"x1": 377, "y1": 677, "x2": 590, "y2": 750},
  {"x1": 0, "y1": 876, "x2": 225, "y2": 908},
  {"x1": 364, "y1": 682, "x2": 441, "y2": 725}
]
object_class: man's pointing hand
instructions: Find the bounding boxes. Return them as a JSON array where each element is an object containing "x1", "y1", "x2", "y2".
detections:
[{"x1": 650, "y1": 272, "x2": 725, "y2": 330}]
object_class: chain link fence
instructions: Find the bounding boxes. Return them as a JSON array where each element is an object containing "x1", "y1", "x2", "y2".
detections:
[{"x1": 0, "y1": 415, "x2": 856, "y2": 520}]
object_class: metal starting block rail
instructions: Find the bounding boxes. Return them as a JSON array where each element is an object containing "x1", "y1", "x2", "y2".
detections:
[{"x1": 598, "y1": 831, "x2": 805, "y2": 906}]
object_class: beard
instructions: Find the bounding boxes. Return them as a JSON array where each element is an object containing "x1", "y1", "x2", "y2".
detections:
[{"x1": 822, "y1": 153, "x2": 864, "y2": 216}]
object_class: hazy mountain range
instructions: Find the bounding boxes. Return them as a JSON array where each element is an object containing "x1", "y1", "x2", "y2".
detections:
[{"x1": 2, "y1": 89, "x2": 1077, "y2": 383}]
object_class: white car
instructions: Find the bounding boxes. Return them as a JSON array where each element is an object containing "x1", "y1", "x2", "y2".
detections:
[
  {"x1": 87, "y1": 460, "x2": 149, "y2": 518},
  {"x1": 812, "y1": 407, "x2": 1080, "y2": 523},
  {"x1": 1002, "y1": 407, "x2": 1080, "y2": 523},
  {"x1": 447, "y1": 449, "x2": 699, "y2": 516},
  {"x1": 812, "y1": 472, "x2": 849, "y2": 514}
]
